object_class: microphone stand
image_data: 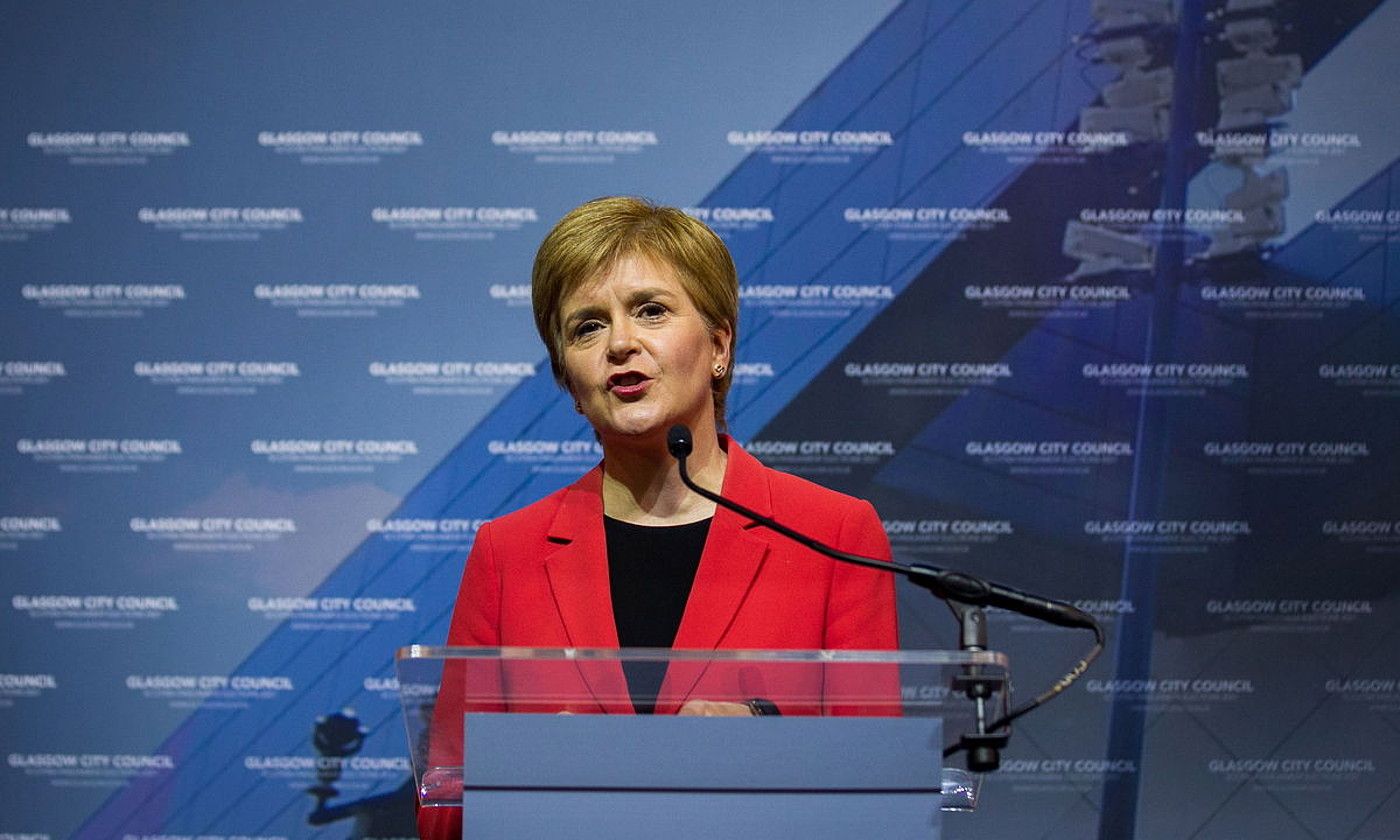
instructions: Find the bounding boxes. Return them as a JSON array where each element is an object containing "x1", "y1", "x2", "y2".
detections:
[
  {"x1": 668, "y1": 425, "x2": 1104, "y2": 772},
  {"x1": 943, "y1": 600, "x2": 1007, "y2": 773}
]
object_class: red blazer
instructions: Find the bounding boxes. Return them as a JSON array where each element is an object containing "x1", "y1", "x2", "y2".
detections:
[{"x1": 419, "y1": 438, "x2": 898, "y2": 839}]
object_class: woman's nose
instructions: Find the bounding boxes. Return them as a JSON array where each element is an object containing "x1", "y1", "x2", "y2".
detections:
[{"x1": 607, "y1": 320, "x2": 640, "y2": 360}]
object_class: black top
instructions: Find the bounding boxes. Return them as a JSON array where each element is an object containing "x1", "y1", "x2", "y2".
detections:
[{"x1": 605, "y1": 514, "x2": 711, "y2": 713}]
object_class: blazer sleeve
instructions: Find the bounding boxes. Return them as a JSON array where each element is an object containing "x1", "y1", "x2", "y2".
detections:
[
  {"x1": 446, "y1": 520, "x2": 503, "y2": 646},
  {"x1": 824, "y1": 498, "x2": 899, "y2": 650},
  {"x1": 819, "y1": 499, "x2": 899, "y2": 716}
]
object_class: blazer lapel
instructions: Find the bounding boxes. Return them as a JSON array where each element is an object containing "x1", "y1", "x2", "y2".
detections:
[
  {"x1": 542, "y1": 441, "x2": 776, "y2": 713},
  {"x1": 663, "y1": 440, "x2": 773, "y2": 708},
  {"x1": 542, "y1": 468, "x2": 631, "y2": 712}
]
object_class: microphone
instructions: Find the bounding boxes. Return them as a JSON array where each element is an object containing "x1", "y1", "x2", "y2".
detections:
[
  {"x1": 666, "y1": 424, "x2": 693, "y2": 459},
  {"x1": 666, "y1": 424, "x2": 1096, "y2": 631}
]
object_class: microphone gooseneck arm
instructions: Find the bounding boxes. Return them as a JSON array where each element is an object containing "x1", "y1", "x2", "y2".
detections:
[
  {"x1": 666, "y1": 425, "x2": 1099, "y2": 631},
  {"x1": 666, "y1": 426, "x2": 896, "y2": 577},
  {"x1": 666, "y1": 424, "x2": 1105, "y2": 769}
]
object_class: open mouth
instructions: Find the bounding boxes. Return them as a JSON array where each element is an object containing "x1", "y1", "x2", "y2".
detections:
[{"x1": 608, "y1": 371, "x2": 651, "y2": 396}]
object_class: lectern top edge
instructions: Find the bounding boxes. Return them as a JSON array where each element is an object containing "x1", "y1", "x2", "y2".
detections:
[{"x1": 396, "y1": 645, "x2": 1010, "y2": 667}]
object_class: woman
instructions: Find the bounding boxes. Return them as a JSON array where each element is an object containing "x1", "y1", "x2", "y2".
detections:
[{"x1": 419, "y1": 196, "x2": 897, "y2": 839}]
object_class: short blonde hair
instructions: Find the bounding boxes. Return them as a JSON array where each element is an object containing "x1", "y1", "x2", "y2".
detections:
[{"x1": 531, "y1": 196, "x2": 739, "y2": 427}]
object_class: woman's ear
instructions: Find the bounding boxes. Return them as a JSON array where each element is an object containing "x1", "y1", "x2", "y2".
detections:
[
  {"x1": 710, "y1": 322, "x2": 734, "y2": 370},
  {"x1": 561, "y1": 375, "x2": 583, "y2": 413}
]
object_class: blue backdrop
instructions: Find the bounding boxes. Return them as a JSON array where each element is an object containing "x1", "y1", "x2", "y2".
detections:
[{"x1": 4, "y1": 2, "x2": 1398, "y2": 838}]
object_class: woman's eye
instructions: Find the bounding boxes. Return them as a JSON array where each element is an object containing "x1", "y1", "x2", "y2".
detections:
[
  {"x1": 638, "y1": 303, "x2": 667, "y2": 319},
  {"x1": 573, "y1": 320, "x2": 602, "y2": 338}
]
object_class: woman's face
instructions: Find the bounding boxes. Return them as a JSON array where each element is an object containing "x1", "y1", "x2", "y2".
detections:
[{"x1": 559, "y1": 252, "x2": 730, "y2": 448}]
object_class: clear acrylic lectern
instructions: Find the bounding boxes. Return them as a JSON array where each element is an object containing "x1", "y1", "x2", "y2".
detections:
[{"x1": 397, "y1": 646, "x2": 1010, "y2": 839}]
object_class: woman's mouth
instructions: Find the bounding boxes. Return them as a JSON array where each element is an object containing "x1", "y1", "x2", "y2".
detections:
[{"x1": 608, "y1": 372, "x2": 651, "y2": 397}]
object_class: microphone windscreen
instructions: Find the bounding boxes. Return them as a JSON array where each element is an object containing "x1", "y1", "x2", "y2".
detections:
[{"x1": 666, "y1": 424, "x2": 693, "y2": 458}]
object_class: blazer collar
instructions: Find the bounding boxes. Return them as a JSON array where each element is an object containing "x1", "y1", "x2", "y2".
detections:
[
  {"x1": 542, "y1": 465, "x2": 618, "y2": 648},
  {"x1": 542, "y1": 435, "x2": 774, "y2": 649},
  {"x1": 540, "y1": 466, "x2": 627, "y2": 712},
  {"x1": 543, "y1": 434, "x2": 772, "y2": 536},
  {"x1": 541, "y1": 436, "x2": 775, "y2": 711},
  {"x1": 670, "y1": 437, "x2": 772, "y2": 649}
]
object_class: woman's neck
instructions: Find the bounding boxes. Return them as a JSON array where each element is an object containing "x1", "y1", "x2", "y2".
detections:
[{"x1": 601, "y1": 430, "x2": 727, "y2": 525}]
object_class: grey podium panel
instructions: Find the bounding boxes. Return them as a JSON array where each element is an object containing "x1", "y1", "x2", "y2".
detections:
[
  {"x1": 464, "y1": 713, "x2": 945, "y2": 839},
  {"x1": 466, "y1": 791, "x2": 941, "y2": 840}
]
